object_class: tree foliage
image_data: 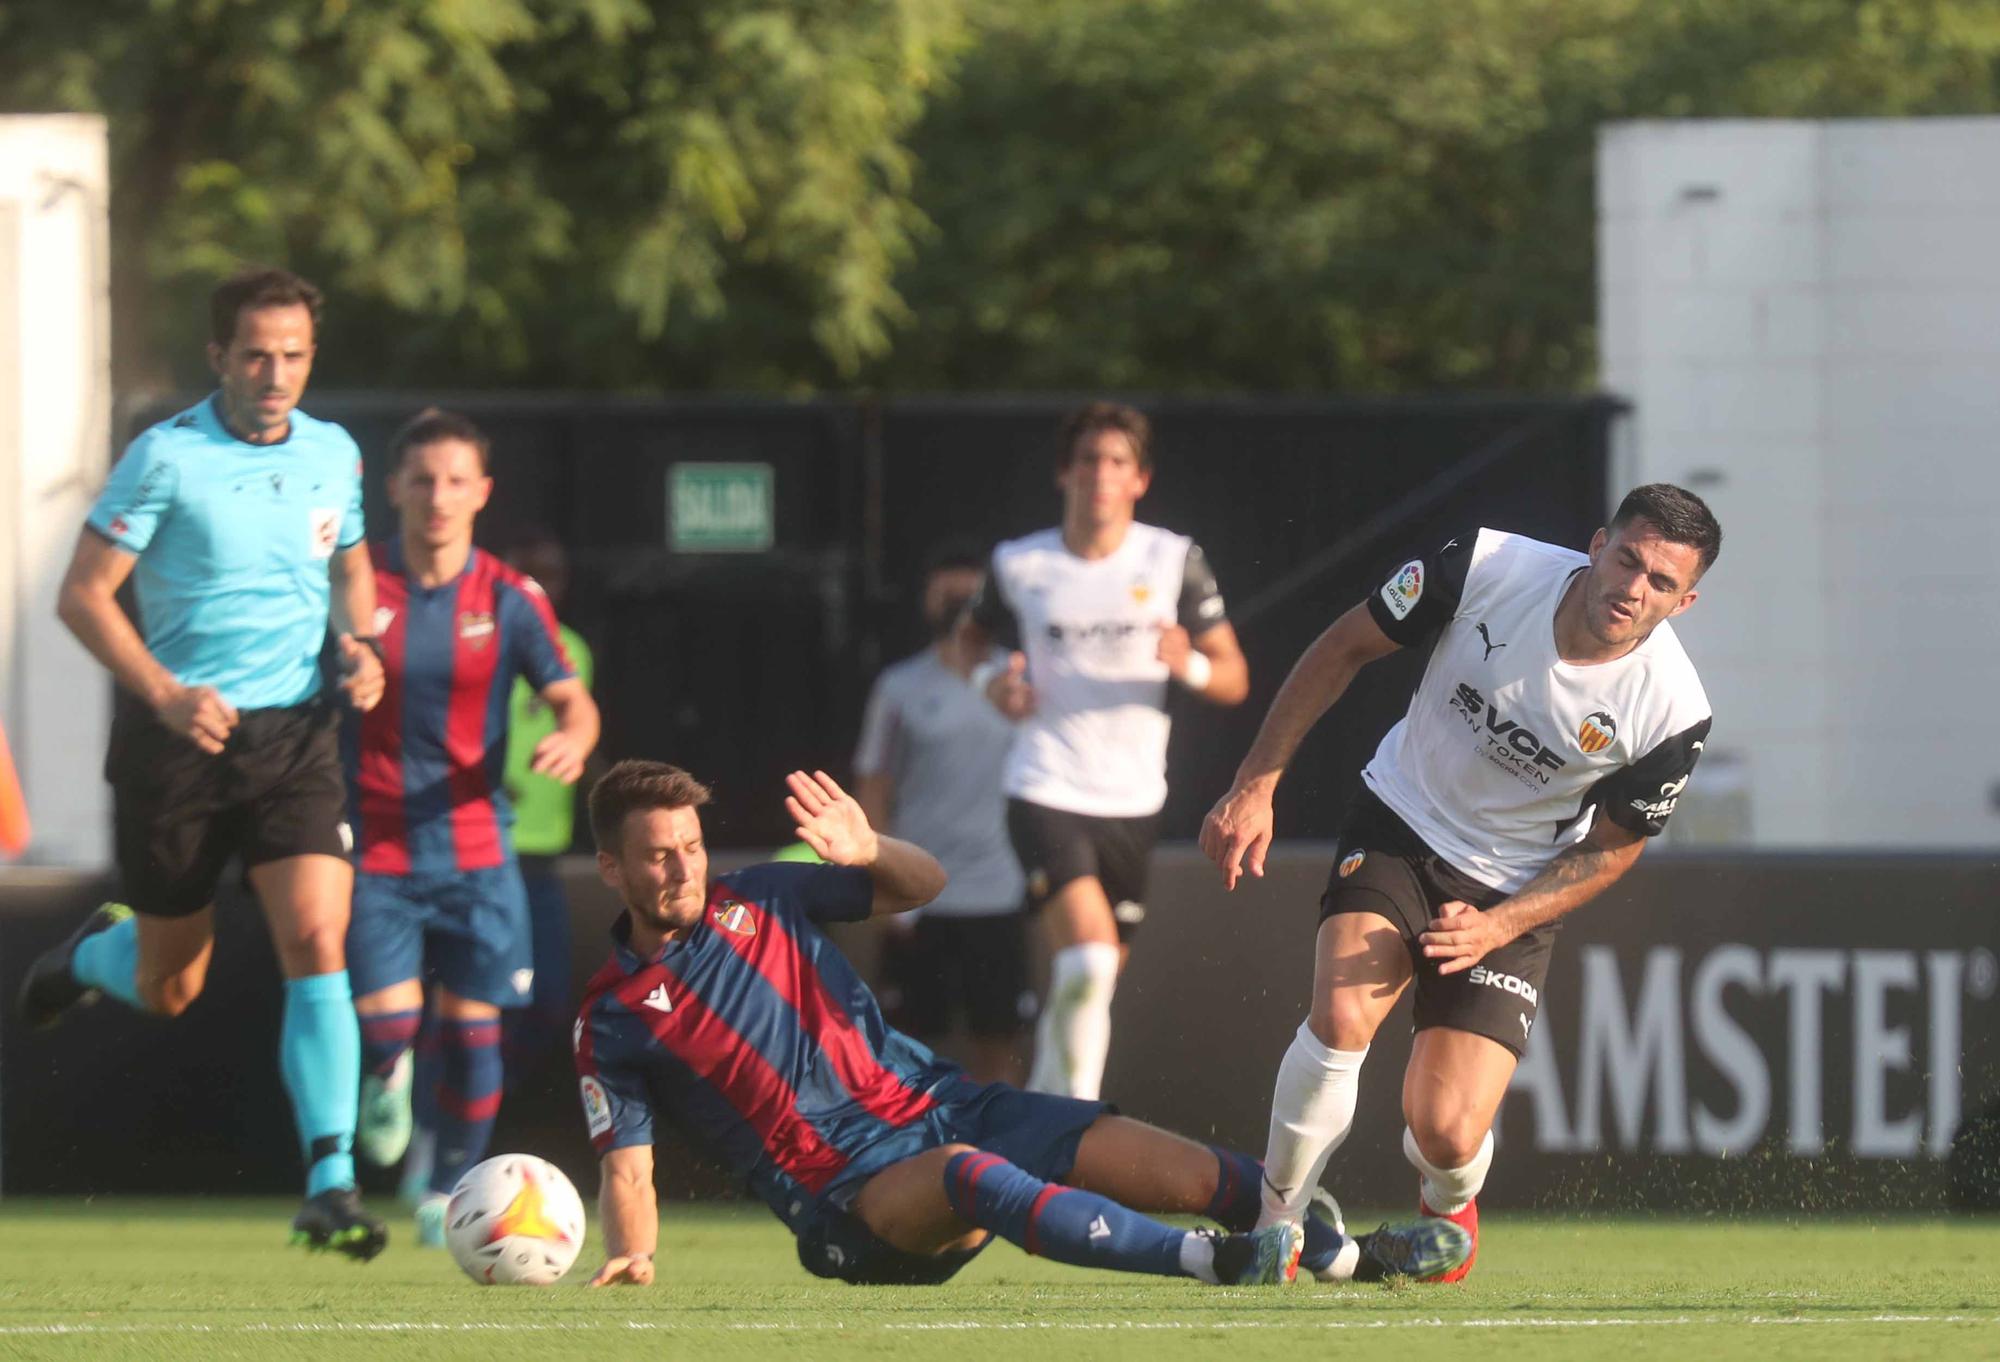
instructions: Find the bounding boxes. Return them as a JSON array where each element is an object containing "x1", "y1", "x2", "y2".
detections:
[
  {"x1": 0, "y1": 0, "x2": 966, "y2": 390},
  {"x1": 878, "y1": 0, "x2": 2000, "y2": 393},
  {"x1": 3, "y1": 0, "x2": 1997, "y2": 394}
]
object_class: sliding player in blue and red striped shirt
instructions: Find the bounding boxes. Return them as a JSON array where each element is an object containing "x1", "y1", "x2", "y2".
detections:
[
  {"x1": 574, "y1": 761, "x2": 1470, "y2": 1289},
  {"x1": 345, "y1": 409, "x2": 599, "y2": 1247}
]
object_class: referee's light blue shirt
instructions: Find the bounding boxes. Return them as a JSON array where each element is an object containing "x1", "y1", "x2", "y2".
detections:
[{"x1": 86, "y1": 393, "x2": 367, "y2": 711}]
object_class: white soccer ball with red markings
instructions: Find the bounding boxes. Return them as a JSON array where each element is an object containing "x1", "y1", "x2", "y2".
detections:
[{"x1": 445, "y1": 1153, "x2": 587, "y2": 1285}]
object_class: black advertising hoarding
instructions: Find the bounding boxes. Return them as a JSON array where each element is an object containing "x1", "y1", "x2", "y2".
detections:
[{"x1": 1101, "y1": 849, "x2": 2000, "y2": 1212}]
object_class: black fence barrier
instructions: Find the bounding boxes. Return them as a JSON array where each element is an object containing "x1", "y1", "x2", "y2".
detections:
[
  {"x1": 5, "y1": 848, "x2": 1996, "y2": 1212},
  {"x1": 125, "y1": 393, "x2": 1619, "y2": 846}
]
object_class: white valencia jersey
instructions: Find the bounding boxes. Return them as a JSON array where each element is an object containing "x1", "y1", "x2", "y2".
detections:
[
  {"x1": 1361, "y1": 528, "x2": 1712, "y2": 893},
  {"x1": 969, "y1": 524, "x2": 1228, "y2": 818}
]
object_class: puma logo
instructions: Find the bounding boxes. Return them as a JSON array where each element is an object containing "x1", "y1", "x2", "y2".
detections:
[{"x1": 1477, "y1": 622, "x2": 1507, "y2": 661}]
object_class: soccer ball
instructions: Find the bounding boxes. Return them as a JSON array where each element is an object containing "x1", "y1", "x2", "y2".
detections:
[{"x1": 444, "y1": 1153, "x2": 587, "y2": 1285}]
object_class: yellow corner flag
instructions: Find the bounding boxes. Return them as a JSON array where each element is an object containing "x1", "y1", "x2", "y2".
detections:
[{"x1": 0, "y1": 719, "x2": 29, "y2": 858}]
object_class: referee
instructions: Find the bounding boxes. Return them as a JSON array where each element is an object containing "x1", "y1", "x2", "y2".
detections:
[{"x1": 18, "y1": 267, "x2": 391, "y2": 1259}]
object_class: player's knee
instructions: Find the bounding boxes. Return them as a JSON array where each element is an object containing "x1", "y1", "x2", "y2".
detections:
[
  {"x1": 271, "y1": 919, "x2": 346, "y2": 975},
  {"x1": 1308, "y1": 998, "x2": 1378, "y2": 1052},
  {"x1": 1405, "y1": 1108, "x2": 1486, "y2": 1170}
]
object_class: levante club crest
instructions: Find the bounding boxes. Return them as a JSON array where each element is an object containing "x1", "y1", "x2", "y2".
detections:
[{"x1": 711, "y1": 900, "x2": 757, "y2": 937}]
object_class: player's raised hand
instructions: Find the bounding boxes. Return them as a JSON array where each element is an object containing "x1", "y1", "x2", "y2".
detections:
[
  {"x1": 1419, "y1": 899, "x2": 1509, "y2": 975},
  {"x1": 156, "y1": 684, "x2": 239, "y2": 754},
  {"x1": 335, "y1": 633, "x2": 385, "y2": 712},
  {"x1": 587, "y1": 1254, "x2": 654, "y2": 1287},
  {"x1": 986, "y1": 651, "x2": 1035, "y2": 719},
  {"x1": 529, "y1": 730, "x2": 589, "y2": 785},
  {"x1": 1200, "y1": 781, "x2": 1275, "y2": 892},
  {"x1": 784, "y1": 770, "x2": 881, "y2": 867}
]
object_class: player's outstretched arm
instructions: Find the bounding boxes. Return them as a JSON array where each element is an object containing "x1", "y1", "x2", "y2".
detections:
[
  {"x1": 1201, "y1": 602, "x2": 1400, "y2": 889},
  {"x1": 589, "y1": 1144, "x2": 658, "y2": 1287},
  {"x1": 783, "y1": 769, "x2": 947, "y2": 916},
  {"x1": 1420, "y1": 817, "x2": 1645, "y2": 975}
]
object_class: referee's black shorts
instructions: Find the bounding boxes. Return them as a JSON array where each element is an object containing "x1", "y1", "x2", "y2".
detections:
[
  {"x1": 1318, "y1": 791, "x2": 1555, "y2": 1058},
  {"x1": 107, "y1": 696, "x2": 349, "y2": 918}
]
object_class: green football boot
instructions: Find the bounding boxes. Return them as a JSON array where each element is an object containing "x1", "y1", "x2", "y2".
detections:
[{"x1": 356, "y1": 1048, "x2": 414, "y2": 1167}]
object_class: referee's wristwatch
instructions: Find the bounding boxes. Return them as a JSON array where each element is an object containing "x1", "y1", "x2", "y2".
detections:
[{"x1": 348, "y1": 634, "x2": 385, "y2": 666}]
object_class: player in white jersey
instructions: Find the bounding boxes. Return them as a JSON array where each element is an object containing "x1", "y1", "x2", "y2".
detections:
[
  {"x1": 961, "y1": 402, "x2": 1248, "y2": 1101},
  {"x1": 1201, "y1": 484, "x2": 1719, "y2": 1282},
  {"x1": 855, "y1": 540, "x2": 1030, "y2": 1085}
]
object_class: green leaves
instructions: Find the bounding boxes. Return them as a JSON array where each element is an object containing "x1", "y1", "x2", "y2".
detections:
[
  {"x1": 880, "y1": 0, "x2": 2000, "y2": 393},
  {"x1": 3, "y1": 0, "x2": 1996, "y2": 392},
  {"x1": 1, "y1": 0, "x2": 967, "y2": 388}
]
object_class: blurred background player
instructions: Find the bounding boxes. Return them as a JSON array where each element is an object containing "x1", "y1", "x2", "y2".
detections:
[
  {"x1": 343, "y1": 409, "x2": 599, "y2": 1246},
  {"x1": 1202, "y1": 485, "x2": 1719, "y2": 1281},
  {"x1": 960, "y1": 402, "x2": 1248, "y2": 1099},
  {"x1": 853, "y1": 539, "x2": 1029, "y2": 1085},
  {"x1": 20, "y1": 267, "x2": 389, "y2": 1258},
  {"x1": 500, "y1": 529, "x2": 595, "y2": 1071},
  {"x1": 399, "y1": 527, "x2": 597, "y2": 1203},
  {"x1": 576, "y1": 761, "x2": 1464, "y2": 1289}
]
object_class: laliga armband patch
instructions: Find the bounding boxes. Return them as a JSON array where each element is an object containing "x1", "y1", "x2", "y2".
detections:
[
  {"x1": 1380, "y1": 560, "x2": 1424, "y2": 620},
  {"x1": 579, "y1": 1076, "x2": 612, "y2": 1138}
]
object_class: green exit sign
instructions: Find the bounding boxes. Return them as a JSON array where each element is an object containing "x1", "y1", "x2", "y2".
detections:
[{"x1": 669, "y1": 462, "x2": 774, "y2": 552}]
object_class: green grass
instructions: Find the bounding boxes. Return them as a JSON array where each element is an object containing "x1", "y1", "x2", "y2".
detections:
[{"x1": 0, "y1": 1199, "x2": 1995, "y2": 1360}]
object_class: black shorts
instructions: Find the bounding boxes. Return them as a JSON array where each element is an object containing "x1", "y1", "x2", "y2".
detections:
[
  {"x1": 796, "y1": 1206, "x2": 985, "y2": 1285},
  {"x1": 1006, "y1": 799, "x2": 1157, "y2": 943},
  {"x1": 1318, "y1": 792, "x2": 1555, "y2": 1058},
  {"x1": 107, "y1": 697, "x2": 349, "y2": 918},
  {"x1": 889, "y1": 913, "x2": 1034, "y2": 1041}
]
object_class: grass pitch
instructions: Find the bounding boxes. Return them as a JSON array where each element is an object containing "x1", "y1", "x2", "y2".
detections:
[{"x1": 0, "y1": 1199, "x2": 1995, "y2": 1361}]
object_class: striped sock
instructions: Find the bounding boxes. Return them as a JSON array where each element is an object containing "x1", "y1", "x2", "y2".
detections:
[
  {"x1": 942, "y1": 1150, "x2": 1189, "y2": 1278},
  {"x1": 359, "y1": 1009, "x2": 421, "y2": 1078},
  {"x1": 429, "y1": 1017, "x2": 503, "y2": 1197},
  {"x1": 1207, "y1": 1143, "x2": 1344, "y2": 1274}
]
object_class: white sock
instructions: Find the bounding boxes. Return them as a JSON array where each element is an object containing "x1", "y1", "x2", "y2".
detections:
[
  {"x1": 1027, "y1": 943, "x2": 1121, "y2": 1099},
  {"x1": 1403, "y1": 1126, "x2": 1493, "y2": 1215},
  {"x1": 1313, "y1": 1237, "x2": 1363, "y2": 1283},
  {"x1": 1178, "y1": 1231, "x2": 1219, "y2": 1284},
  {"x1": 1256, "y1": 1023, "x2": 1368, "y2": 1227}
]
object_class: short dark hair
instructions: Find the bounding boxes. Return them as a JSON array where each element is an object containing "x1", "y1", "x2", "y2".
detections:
[
  {"x1": 1056, "y1": 401, "x2": 1152, "y2": 471},
  {"x1": 209, "y1": 267, "x2": 323, "y2": 347},
  {"x1": 589, "y1": 760, "x2": 713, "y2": 855},
  {"x1": 389, "y1": 407, "x2": 492, "y2": 474},
  {"x1": 1609, "y1": 483, "x2": 1723, "y2": 576},
  {"x1": 920, "y1": 536, "x2": 988, "y2": 582}
]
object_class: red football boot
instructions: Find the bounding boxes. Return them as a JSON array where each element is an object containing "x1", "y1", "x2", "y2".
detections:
[{"x1": 1417, "y1": 1194, "x2": 1478, "y2": 1283}]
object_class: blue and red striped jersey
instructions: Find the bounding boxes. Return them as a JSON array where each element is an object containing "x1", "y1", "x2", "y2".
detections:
[
  {"x1": 348, "y1": 541, "x2": 575, "y2": 874},
  {"x1": 574, "y1": 862, "x2": 962, "y2": 1229}
]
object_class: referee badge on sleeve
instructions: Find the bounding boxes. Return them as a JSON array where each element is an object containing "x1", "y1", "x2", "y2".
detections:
[{"x1": 308, "y1": 508, "x2": 340, "y2": 560}]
